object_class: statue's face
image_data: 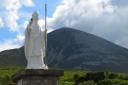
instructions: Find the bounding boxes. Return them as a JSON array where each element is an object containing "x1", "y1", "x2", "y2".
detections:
[{"x1": 32, "y1": 12, "x2": 38, "y2": 21}]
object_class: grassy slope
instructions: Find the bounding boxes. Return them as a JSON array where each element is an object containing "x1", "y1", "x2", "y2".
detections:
[
  {"x1": 0, "y1": 67, "x2": 128, "y2": 85},
  {"x1": 59, "y1": 70, "x2": 86, "y2": 85},
  {"x1": 0, "y1": 66, "x2": 22, "y2": 85}
]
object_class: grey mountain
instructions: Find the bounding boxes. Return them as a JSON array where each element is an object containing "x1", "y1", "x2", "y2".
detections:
[{"x1": 0, "y1": 27, "x2": 128, "y2": 72}]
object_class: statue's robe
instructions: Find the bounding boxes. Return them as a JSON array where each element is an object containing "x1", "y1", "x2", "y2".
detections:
[{"x1": 24, "y1": 21, "x2": 47, "y2": 69}]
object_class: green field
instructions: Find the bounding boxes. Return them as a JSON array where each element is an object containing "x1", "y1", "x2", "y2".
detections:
[{"x1": 0, "y1": 66, "x2": 128, "y2": 85}]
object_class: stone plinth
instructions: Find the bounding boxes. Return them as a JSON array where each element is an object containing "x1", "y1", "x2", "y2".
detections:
[{"x1": 12, "y1": 69, "x2": 64, "y2": 85}]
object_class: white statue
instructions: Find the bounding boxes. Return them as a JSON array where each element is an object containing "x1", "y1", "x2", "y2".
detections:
[{"x1": 24, "y1": 12, "x2": 48, "y2": 69}]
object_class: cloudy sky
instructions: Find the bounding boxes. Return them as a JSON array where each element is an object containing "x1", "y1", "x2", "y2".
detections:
[{"x1": 0, "y1": 0, "x2": 128, "y2": 51}]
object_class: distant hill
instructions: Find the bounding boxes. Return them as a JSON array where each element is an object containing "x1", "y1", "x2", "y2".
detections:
[{"x1": 0, "y1": 27, "x2": 128, "y2": 72}]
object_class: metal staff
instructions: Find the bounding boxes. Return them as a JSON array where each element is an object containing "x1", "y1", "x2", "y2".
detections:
[{"x1": 44, "y1": 3, "x2": 47, "y2": 65}]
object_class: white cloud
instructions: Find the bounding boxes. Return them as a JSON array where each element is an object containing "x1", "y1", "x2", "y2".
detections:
[
  {"x1": 0, "y1": 33, "x2": 25, "y2": 52},
  {"x1": 0, "y1": 39, "x2": 20, "y2": 52},
  {"x1": 0, "y1": 18, "x2": 4, "y2": 28},
  {"x1": 0, "y1": 0, "x2": 34, "y2": 51},
  {"x1": 0, "y1": 0, "x2": 34, "y2": 32},
  {"x1": 1, "y1": 0, "x2": 128, "y2": 51},
  {"x1": 38, "y1": 19, "x2": 54, "y2": 33},
  {"x1": 115, "y1": 37, "x2": 128, "y2": 48},
  {"x1": 16, "y1": 34, "x2": 25, "y2": 43},
  {"x1": 5, "y1": 11, "x2": 20, "y2": 32},
  {"x1": 2, "y1": 0, "x2": 21, "y2": 32},
  {"x1": 0, "y1": 26, "x2": 53, "y2": 52},
  {"x1": 4, "y1": 0, "x2": 21, "y2": 11},
  {"x1": 49, "y1": 0, "x2": 115, "y2": 28},
  {"x1": 47, "y1": 28, "x2": 54, "y2": 33},
  {"x1": 20, "y1": 0, "x2": 34, "y2": 7},
  {"x1": 46, "y1": 0, "x2": 128, "y2": 48},
  {"x1": 0, "y1": 42, "x2": 19, "y2": 52}
]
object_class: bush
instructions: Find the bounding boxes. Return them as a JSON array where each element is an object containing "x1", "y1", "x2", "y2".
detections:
[
  {"x1": 79, "y1": 81, "x2": 97, "y2": 85},
  {"x1": 98, "y1": 79, "x2": 128, "y2": 85},
  {"x1": 85, "y1": 72, "x2": 105, "y2": 82},
  {"x1": 109, "y1": 73, "x2": 119, "y2": 79},
  {"x1": 0, "y1": 75, "x2": 16, "y2": 85}
]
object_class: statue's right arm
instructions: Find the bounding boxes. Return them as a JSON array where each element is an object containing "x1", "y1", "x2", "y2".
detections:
[
  {"x1": 24, "y1": 18, "x2": 32, "y2": 58},
  {"x1": 25, "y1": 24, "x2": 31, "y2": 58},
  {"x1": 26, "y1": 23, "x2": 31, "y2": 35},
  {"x1": 26, "y1": 17, "x2": 32, "y2": 33}
]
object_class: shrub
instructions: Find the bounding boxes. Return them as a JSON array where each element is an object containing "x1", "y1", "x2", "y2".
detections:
[
  {"x1": 98, "y1": 79, "x2": 128, "y2": 85},
  {"x1": 109, "y1": 73, "x2": 119, "y2": 79},
  {"x1": 79, "y1": 81, "x2": 97, "y2": 85},
  {"x1": 85, "y1": 72, "x2": 105, "y2": 82}
]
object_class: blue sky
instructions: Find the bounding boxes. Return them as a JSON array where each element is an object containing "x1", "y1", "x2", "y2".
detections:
[
  {"x1": 0, "y1": 0, "x2": 60, "y2": 51},
  {"x1": 0, "y1": 0, "x2": 128, "y2": 51}
]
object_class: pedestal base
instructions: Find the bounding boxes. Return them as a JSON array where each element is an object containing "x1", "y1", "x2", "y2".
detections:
[{"x1": 12, "y1": 69, "x2": 64, "y2": 85}]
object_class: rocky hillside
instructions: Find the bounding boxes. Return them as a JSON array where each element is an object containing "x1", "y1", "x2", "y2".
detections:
[{"x1": 0, "y1": 27, "x2": 128, "y2": 72}]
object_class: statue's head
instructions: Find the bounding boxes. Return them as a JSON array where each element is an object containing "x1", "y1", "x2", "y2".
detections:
[{"x1": 32, "y1": 12, "x2": 38, "y2": 21}]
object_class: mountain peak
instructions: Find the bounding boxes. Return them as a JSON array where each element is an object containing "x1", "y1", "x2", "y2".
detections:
[{"x1": 0, "y1": 28, "x2": 128, "y2": 72}]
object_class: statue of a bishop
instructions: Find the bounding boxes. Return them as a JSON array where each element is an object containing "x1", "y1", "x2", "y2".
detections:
[{"x1": 24, "y1": 12, "x2": 48, "y2": 69}]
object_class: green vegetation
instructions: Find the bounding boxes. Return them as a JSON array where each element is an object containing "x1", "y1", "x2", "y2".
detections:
[
  {"x1": 0, "y1": 66, "x2": 22, "y2": 85},
  {"x1": 0, "y1": 67, "x2": 128, "y2": 85},
  {"x1": 59, "y1": 70, "x2": 86, "y2": 85}
]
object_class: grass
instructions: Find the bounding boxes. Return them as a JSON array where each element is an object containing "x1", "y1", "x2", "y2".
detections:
[
  {"x1": 0, "y1": 66, "x2": 128, "y2": 85},
  {"x1": 59, "y1": 69, "x2": 86, "y2": 85}
]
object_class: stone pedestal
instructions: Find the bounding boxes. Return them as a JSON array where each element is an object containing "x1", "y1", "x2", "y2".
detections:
[{"x1": 12, "y1": 69, "x2": 64, "y2": 85}]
